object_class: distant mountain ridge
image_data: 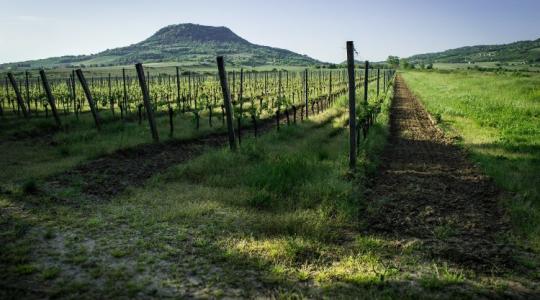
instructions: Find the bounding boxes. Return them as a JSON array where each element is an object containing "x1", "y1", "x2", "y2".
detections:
[
  {"x1": 0, "y1": 23, "x2": 321, "y2": 69},
  {"x1": 408, "y1": 38, "x2": 540, "y2": 64}
]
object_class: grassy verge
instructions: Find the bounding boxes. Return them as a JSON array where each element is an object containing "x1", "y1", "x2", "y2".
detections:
[{"x1": 401, "y1": 70, "x2": 540, "y2": 250}]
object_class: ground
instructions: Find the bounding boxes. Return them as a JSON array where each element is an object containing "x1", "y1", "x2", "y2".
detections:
[{"x1": 1, "y1": 74, "x2": 539, "y2": 299}]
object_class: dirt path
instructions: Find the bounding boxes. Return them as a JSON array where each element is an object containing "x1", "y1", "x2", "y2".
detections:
[{"x1": 365, "y1": 76, "x2": 514, "y2": 271}]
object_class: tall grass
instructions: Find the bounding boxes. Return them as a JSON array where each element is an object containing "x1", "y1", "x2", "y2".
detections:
[{"x1": 402, "y1": 70, "x2": 540, "y2": 250}]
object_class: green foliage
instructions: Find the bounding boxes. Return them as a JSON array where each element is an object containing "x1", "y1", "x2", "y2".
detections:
[
  {"x1": 245, "y1": 154, "x2": 315, "y2": 197},
  {"x1": 1, "y1": 23, "x2": 321, "y2": 69},
  {"x1": 409, "y1": 38, "x2": 540, "y2": 64},
  {"x1": 399, "y1": 58, "x2": 413, "y2": 69},
  {"x1": 402, "y1": 70, "x2": 540, "y2": 250},
  {"x1": 386, "y1": 56, "x2": 400, "y2": 68}
]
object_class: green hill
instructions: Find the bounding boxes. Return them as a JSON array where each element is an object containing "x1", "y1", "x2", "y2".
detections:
[
  {"x1": 0, "y1": 23, "x2": 322, "y2": 70},
  {"x1": 408, "y1": 38, "x2": 540, "y2": 64}
]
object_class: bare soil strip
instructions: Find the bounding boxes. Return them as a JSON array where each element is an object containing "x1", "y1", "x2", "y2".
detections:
[
  {"x1": 45, "y1": 98, "x2": 342, "y2": 201},
  {"x1": 365, "y1": 76, "x2": 514, "y2": 271}
]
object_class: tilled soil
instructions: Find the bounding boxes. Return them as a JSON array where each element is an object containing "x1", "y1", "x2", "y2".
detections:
[
  {"x1": 365, "y1": 76, "x2": 514, "y2": 271},
  {"x1": 47, "y1": 134, "x2": 225, "y2": 200},
  {"x1": 46, "y1": 96, "x2": 342, "y2": 201}
]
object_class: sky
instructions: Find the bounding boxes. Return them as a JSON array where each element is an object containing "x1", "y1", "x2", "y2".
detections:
[{"x1": 1, "y1": 0, "x2": 539, "y2": 64}]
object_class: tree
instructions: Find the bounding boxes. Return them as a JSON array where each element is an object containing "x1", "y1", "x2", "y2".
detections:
[
  {"x1": 387, "y1": 56, "x2": 400, "y2": 68},
  {"x1": 399, "y1": 58, "x2": 411, "y2": 69}
]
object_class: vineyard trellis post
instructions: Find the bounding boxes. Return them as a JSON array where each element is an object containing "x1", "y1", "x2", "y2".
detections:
[
  {"x1": 304, "y1": 69, "x2": 309, "y2": 119},
  {"x1": 346, "y1": 41, "x2": 357, "y2": 170},
  {"x1": 216, "y1": 56, "x2": 237, "y2": 151},
  {"x1": 25, "y1": 71, "x2": 31, "y2": 115},
  {"x1": 39, "y1": 70, "x2": 62, "y2": 128},
  {"x1": 383, "y1": 69, "x2": 387, "y2": 93},
  {"x1": 122, "y1": 68, "x2": 128, "y2": 117},
  {"x1": 135, "y1": 63, "x2": 159, "y2": 143},
  {"x1": 7, "y1": 73, "x2": 29, "y2": 118},
  {"x1": 176, "y1": 67, "x2": 180, "y2": 111},
  {"x1": 108, "y1": 73, "x2": 115, "y2": 117},
  {"x1": 364, "y1": 61, "x2": 369, "y2": 105},
  {"x1": 376, "y1": 68, "x2": 380, "y2": 98},
  {"x1": 76, "y1": 69, "x2": 101, "y2": 131}
]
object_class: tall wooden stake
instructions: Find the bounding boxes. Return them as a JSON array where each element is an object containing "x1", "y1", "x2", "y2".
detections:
[
  {"x1": 376, "y1": 68, "x2": 380, "y2": 98},
  {"x1": 135, "y1": 63, "x2": 159, "y2": 143},
  {"x1": 364, "y1": 61, "x2": 369, "y2": 104},
  {"x1": 75, "y1": 69, "x2": 101, "y2": 130},
  {"x1": 304, "y1": 69, "x2": 309, "y2": 119},
  {"x1": 25, "y1": 71, "x2": 31, "y2": 114},
  {"x1": 7, "y1": 73, "x2": 29, "y2": 118},
  {"x1": 216, "y1": 56, "x2": 236, "y2": 151},
  {"x1": 346, "y1": 41, "x2": 357, "y2": 170},
  {"x1": 39, "y1": 70, "x2": 62, "y2": 127},
  {"x1": 176, "y1": 66, "x2": 181, "y2": 110},
  {"x1": 122, "y1": 68, "x2": 127, "y2": 115}
]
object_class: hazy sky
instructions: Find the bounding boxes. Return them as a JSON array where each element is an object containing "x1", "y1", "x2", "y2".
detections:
[{"x1": 1, "y1": 0, "x2": 539, "y2": 64}]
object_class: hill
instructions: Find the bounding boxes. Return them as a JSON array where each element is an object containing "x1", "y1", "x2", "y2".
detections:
[
  {"x1": 0, "y1": 23, "x2": 322, "y2": 69},
  {"x1": 408, "y1": 38, "x2": 540, "y2": 64}
]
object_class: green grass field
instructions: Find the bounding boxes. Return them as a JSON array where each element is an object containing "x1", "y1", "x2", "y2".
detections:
[
  {"x1": 401, "y1": 70, "x2": 540, "y2": 250},
  {"x1": 432, "y1": 62, "x2": 540, "y2": 72}
]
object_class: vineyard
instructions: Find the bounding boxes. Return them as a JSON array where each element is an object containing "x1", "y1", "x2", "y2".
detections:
[
  {"x1": 0, "y1": 61, "x2": 393, "y2": 145},
  {"x1": 1, "y1": 19, "x2": 539, "y2": 298}
]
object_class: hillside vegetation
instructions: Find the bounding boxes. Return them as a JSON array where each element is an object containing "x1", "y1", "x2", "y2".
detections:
[
  {"x1": 408, "y1": 38, "x2": 540, "y2": 64},
  {"x1": 0, "y1": 23, "x2": 321, "y2": 69}
]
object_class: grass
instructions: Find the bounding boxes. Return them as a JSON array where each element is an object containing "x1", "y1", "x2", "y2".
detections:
[
  {"x1": 0, "y1": 108, "x2": 229, "y2": 187},
  {"x1": 1, "y1": 76, "x2": 538, "y2": 298},
  {"x1": 433, "y1": 62, "x2": 540, "y2": 72},
  {"x1": 401, "y1": 69, "x2": 540, "y2": 250}
]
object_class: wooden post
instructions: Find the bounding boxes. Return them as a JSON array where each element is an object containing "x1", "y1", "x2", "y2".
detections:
[
  {"x1": 239, "y1": 68, "x2": 244, "y2": 113},
  {"x1": 376, "y1": 68, "x2": 380, "y2": 98},
  {"x1": 39, "y1": 70, "x2": 62, "y2": 127},
  {"x1": 264, "y1": 71, "x2": 267, "y2": 95},
  {"x1": 329, "y1": 71, "x2": 333, "y2": 104},
  {"x1": 176, "y1": 67, "x2": 181, "y2": 110},
  {"x1": 108, "y1": 73, "x2": 114, "y2": 117},
  {"x1": 364, "y1": 61, "x2": 369, "y2": 105},
  {"x1": 135, "y1": 63, "x2": 159, "y2": 143},
  {"x1": 304, "y1": 69, "x2": 309, "y2": 119},
  {"x1": 216, "y1": 56, "x2": 236, "y2": 151},
  {"x1": 75, "y1": 69, "x2": 101, "y2": 130},
  {"x1": 346, "y1": 41, "x2": 357, "y2": 170},
  {"x1": 383, "y1": 69, "x2": 387, "y2": 93},
  {"x1": 168, "y1": 105, "x2": 174, "y2": 137},
  {"x1": 122, "y1": 68, "x2": 127, "y2": 116},
  {"x1": 25, "y1": 71, "x2": 31, "y2": 114},
  {"x1": 232, "y1": 70, "x2": 236, "y2": 102},
  {"x1": 7, "y1": 73, "x2": 29, "y2": 118},
  {"x1": 71, "y1": 70, "x2": 77, "y2": 114}
]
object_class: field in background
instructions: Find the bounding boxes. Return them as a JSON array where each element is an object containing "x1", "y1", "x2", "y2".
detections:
[
  {"x1": 433, "y1": 62, "x2": 540, "y2": 72},
  {"x1": 402, "y1": 70, "x2": 540, "y2": 249}
]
